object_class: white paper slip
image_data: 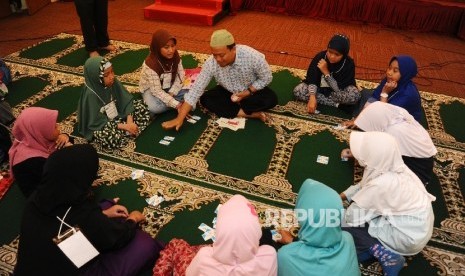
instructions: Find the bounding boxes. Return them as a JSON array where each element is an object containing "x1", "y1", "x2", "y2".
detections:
[
  {"x1": 316, "y1": 155, "x2": 329, "y2": 165},
  {"x1": 314, "y1": 110, "x2": 321, "y2": 114},
  {"x1": 163, "y1": 136, "x2": 175, "y2": 141},
  {"x1": 146, "y1": 195, "x2": 164, "y2": 207},
  {"x1": 332, "y1": 124, "x2": 346, "y2": 130},
  {"x1": 212, "y1": 217, "x2": 217, "y2": 229},
  {"x1": 159, "y1": 140, "x2": 170, "y2": 145},
  {"x1": 198, "y1": 223, "x2": 212, "y2": 232},
  {"x1": 191, "y1": 115, "x2": 201, "y2": 120},
  {"x1": 187, "y1": 118, "x2": 197, "y2": 124},
  {"x1": 130, "y1": 169, "x2": 144, "y2": 180},
  {"x1": 201, "y1": 229, "x2": 216, "y2": 241},
  {"x1": 341, "y1": 157, "x2": 349, "y2": 162}
]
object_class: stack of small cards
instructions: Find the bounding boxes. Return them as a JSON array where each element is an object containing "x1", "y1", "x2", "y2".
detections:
[
  {"x1": 186, "y1": 115, "x2": 201, "y2": 124},
  {"x1": 146, "y1": 195, "x2": 164, "y2": 207},
  {"x1": 215, "y1": 117, "x2": 246, "y2": 131},
  {"x1": 159, "y1": 136, "x2": 175, "y2": 146},
  {"x1": 197, "y1": 204, "x2": 222, "y2": 242}
]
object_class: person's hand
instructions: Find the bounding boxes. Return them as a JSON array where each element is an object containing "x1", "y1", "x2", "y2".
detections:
[
  {"x1": 341, "y1": 148, "x2": 353, "y2": 159},
  {"x1": 162, "y1": 117, "x2": 184, "y2": 131},
  {"x1": 317, "y1": 59, "x2": 329, "y2": 75},
  {"x1": 382, "y1": 81, "x2": 397, "y2": 94},
  {"x1": 340, "y1": 192, "x2": 347, "y2": 201},
  {"x1": 277, "y1": 230, "x2": 294, "y2": 244},
  {"x1": 307, "y1": 94, "x2": 317, "y2": 114},
  {"x1": 127, "y1": 210, "x2": 146, "y2": 224},
  {"x1": 125, "y1": 122, "x2": 139, "y2": 136},
  {"x1": 102, "y1": 205, "x2": 129, "y2": 218},
  {"x1": 55, "y1": 134, "x2": 70, "y2": 149},
  {"x1": 342, "y1": 119, "x2": 356, "y2": 129},
  {"x1": 231, "y1": 90, "x2": 250, "y2": 103}
]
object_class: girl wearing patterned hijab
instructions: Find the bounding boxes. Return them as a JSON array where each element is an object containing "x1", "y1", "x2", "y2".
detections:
[
  {"x1": 294, "y1": 34, "x2": 359, "y2": 114},
  {"x1": 77, "y1": 56, "x2": 150, "y2": 150},
  {"x1": 139, "y1": 29, "x2": 188, "y2": 115},
  {"x1": 9, "y1": 107, "x2": 73, "y2": 197}
]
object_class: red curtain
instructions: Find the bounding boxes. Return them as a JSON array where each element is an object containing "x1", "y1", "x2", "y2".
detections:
[{"x1": 233, "y1": 0, "x2": 465, "y2": 39}]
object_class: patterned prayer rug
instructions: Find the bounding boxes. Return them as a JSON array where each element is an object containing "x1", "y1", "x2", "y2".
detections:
[{"x1": 1, "y1": 33, "x2": 465, "y2": 275}]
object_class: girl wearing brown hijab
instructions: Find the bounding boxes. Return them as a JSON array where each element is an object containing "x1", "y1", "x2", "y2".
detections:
[{"x1": 139, "y1": 29, "x2": 188, "y2": 115}]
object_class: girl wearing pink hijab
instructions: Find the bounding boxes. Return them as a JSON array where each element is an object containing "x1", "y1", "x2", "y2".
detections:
[
  {"x1": 186, "y1": 195, "x2": 277, "y2": 276},
  {"x1": 153, "y1": 195, "x2": 277, "y2": 276},
  {"x1": 8, "y1": 107, "x2": 72, "y2": 197}
]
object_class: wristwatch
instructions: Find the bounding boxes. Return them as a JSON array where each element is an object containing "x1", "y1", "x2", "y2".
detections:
[{"x1": 380, "y1": 92, "x2": 389, "y2": 98}]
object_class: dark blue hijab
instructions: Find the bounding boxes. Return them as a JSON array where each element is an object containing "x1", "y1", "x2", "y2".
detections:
[{"x1": 372, "y1": 55, "x2": 422, "y2": 122}]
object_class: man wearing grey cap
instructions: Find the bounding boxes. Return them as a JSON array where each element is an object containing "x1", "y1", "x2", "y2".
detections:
[{"x1": 162, "y1": 29, "x2": 278, "y2": 131}]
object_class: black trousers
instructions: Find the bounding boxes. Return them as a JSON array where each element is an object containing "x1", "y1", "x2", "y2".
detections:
[
  {"x1": 199, "y1": 86, "x2": 278, "y2": 118},
  {"x1": 402, "y1": 155, "x2": 434, "y2": 185},
  {"x1": 74, "y1": 0, "x2": 110, "y2": 52}
]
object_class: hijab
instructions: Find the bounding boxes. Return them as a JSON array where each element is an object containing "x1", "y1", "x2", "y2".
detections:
[
  {"x1": 372, "y1": 55, "x2": 422, "y2": 121},
  {"x1": 277, "y1": 179, "x2": 360, "y2": 276},
  {"x1": 32, "y1": 144, "x2": 99, "y2": 214},
  {"x1": 9, "y1": 107, "x2": 58, "y2": 172},
  {"x1": 144, "y1": 29, "x2": 180, "y2": 84},
  {"x1": 186, "y1": 195, "x2": 277, "y2": 276},
  {"x1": 304, "y1": 34, "x2": 356, "y2": 89},
  {"x1": 77, "y1": 57, "x2": 134, "y2": 140},
  {"x1": 355, "y1": 101, "x2": 437, "y2": 158},
  {"x1": 350, "y1": 132, "x2": 435, "y2": 215}
]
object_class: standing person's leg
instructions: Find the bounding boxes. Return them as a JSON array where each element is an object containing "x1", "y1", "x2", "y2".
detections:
[
  {"x1": 74, "y1": 0, "x2": 99, "y2": 53},
  {"x1": 199, "y1": 86, "x2": 239, "y2": 118},
  {"x1": 94, "y1": 0, "x2": 114, "y2": 50}
]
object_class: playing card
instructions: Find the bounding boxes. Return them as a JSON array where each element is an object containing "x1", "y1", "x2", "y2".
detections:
[
  {"x1": 146, "y1": 195, "x2": 164, "y2": 207},
  {"x1": 130, "y1": 169, "x2": 144, "y2": 180},
  {"x1": 163, "y1": 136, "x2": 175, "y2": 141},
  {"x1": 332, "y1": 124, "x2": 346, "y2": 130},
  {"x1": 159, "y1": 140, "x2": 170, "y2": 145},
  {"x1": 198, "y1": 223, "x2": 212, "y2": 232},
  {"x1": 316, "y1": 155, "x2": 329, "y2": 165},
  {"x1": 270, "y1": 229, "x2": 282, "y2": 242},
  {"x1": 212, "y1": 217, "x2": 217, "y2": 229}
]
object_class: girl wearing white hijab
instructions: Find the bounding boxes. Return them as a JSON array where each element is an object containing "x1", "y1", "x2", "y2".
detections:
[
  {"x1": 342, "y1": 101, "x2": 436, "y2": 185},
  {"x1": 341, "y1": 132, "x2": 435, "y2": 276},
  {"x1": 186, "y1": 194, "x2": 277, "y2": 276}
]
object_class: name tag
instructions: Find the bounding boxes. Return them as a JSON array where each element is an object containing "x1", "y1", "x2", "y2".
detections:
[
  {"x1": 100, "y1": 101, "x2": 118, "y2": 120},
  {"x1": 161, "y1": 73, "x2": 172, "y2": 90}
]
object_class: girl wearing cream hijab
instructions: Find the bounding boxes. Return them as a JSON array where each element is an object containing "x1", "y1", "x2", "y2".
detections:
[
  {"x1": 342, "y1": 132, "x2": 435, "y2": 276},
  {"x1": 342, "y1": 101, "x2": 436, "y2": 185},
  {"x1": 186, "y1": 195, "x2": 277, "y2": 276}
]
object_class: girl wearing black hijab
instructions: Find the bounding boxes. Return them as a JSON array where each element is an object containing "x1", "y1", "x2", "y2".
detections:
[
  {"x1": 293, "y1": 34, "x2": 359, "y2": 114},
  {"x1": 14, "y1": 144, "x2": 163, "y2": 276}
]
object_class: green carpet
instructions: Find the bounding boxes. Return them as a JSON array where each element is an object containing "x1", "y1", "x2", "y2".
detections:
[{"x1": 1, "y1": 33, "x2": 465, "y2": 275}]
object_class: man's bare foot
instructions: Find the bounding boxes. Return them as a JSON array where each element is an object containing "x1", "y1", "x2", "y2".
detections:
[
  {"x1": 89, "y1": 51, "x2": 99, "y2": 57},
  {"x1": 100, "y1": 44, "x2": 117, "y2": 52},
  {"x1": 237, "y1": 109, "x2": 267, "y2": 122}
]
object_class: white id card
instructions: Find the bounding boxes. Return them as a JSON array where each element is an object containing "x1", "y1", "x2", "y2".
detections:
[
  {"x1": 161, "y1": 73, "x2": 172, "y2": 90},
  {"x1": 55, "y1": 228, "x2": 99, "y2": 268},
  {"x1": 320, "y1": 75, "x2": 330, "y2": 87},
  {"x1": 103, "y1": 101, "x2": 118, "y2": 120}
]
